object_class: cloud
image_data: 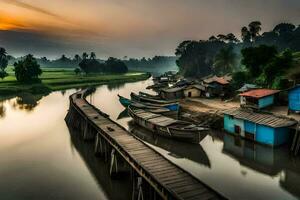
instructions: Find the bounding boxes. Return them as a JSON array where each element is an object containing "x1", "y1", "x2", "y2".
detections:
[
  {"x1": 3, "y1": 0, "x2": 60, "y2": 18},
  {"x1": 1, "y1": 0, "x2": 73, "y2": 24}
]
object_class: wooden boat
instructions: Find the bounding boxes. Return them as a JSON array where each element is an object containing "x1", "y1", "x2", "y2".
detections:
[
  {"x1": 139, "y1": 91, "x2": 161, "y2": 100},
  {"x1": 129, "y1": 122, "x2": 211, "y2": 167},
  {"x1": 118, "y1": 95, "x2": 178, "y2": 117},
  {"x1": 119, "y1": 94, "x2": 179, "y2": 111},
  {"x1": 146, "y1": 82, "x2": 168, "y2": 90},
  {"x1": 128, "y1": 106, "x2": 209, "y2": 143},
  {"x1": 131, "y1": 92, "x2": 178, "y2": 106}
]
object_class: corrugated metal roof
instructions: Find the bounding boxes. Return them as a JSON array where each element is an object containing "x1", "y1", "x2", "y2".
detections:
[
  {"x1": 223, "y1": 108, "x2": 297, "y2": 128},
  {"x1": 239, "y1": 89, "x2": 280, "y2": 98}
]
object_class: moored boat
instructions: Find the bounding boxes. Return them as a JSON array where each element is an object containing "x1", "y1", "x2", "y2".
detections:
[
  {"x1": 131, "y1": 92, "x2": 178, "y2": 105},
  {"x1": 118, "y1": 95, "x2": 178, "y2": 117},
  {"x1": 139, "y1": 91, "x2": 161, "y2": 100},
  {"x1": 118, "y1": 94, "x2": 179, "y2": 111},
  {"x1": 128, "y1": 106, "x2": 209, "y2": 143}
]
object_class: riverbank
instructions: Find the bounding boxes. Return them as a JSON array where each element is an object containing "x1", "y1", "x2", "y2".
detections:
[
  {"x1": 0, "y1": 68, "x2": 150, "y2": 97},
  {"x1": 179, "y1": 97, "x2": 300, "y2": 129}
]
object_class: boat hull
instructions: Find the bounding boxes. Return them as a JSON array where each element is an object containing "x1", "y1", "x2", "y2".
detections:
[
  {"x1": 128, "y1": 107, "x2": 208, "y2": 143},
  {"x1": 118, "y1": 94, "x2": 179, "y2": 111}
]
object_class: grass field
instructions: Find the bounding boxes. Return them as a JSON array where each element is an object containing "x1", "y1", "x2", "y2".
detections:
[{"x1": 0, "y1": 66, "x2": 150, "y2": 96}]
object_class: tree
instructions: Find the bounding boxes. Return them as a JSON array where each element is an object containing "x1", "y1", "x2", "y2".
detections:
[
  {"x1": 105, "y1": 57, "x2": 128, "y2": 73},
  {"x1": 208, "y1": 36, "x2": 218, "y2": 42},
  {"x1": 82, "y1": 52, "x2": 88, "y2": 60},
  {"x1": 14, "y1": 54, "x2": 42, "y2": 82},
  {"x1": 273, "y1": 23, "x2": 296, "y2": 34},
  {"x1": 241, "y1": 26, "x2": 251, "y2": 43},
  {"x1": 213, "y1": 45, "x2": 237, "y2": 75},
  {"x1": 262, "y1": 49, "x2": 294, "y2": 88},
  {"x1": 217, "y1": 34, "x2": 227, "y2": 42},
  {"x1": 0, "y1": 47, "x2": 8, "y2": 79},
  {"x1": 74, "y1": 68, "x2": 81, "y2": 75},
  {"x1": 60, "y1": 54, "x2": 67, "y2": 61},
  {"x1": 175, "y1": 40, "x2": 192, "y2": 56},
  {"x1": 248, "y1": 21, "x2": 262, "y2": 41},
  {"x1": 241, "y1": 45, "x2": 278, "y2": 78},
  {"x1": 90, "y1": 52, "x2": 96, "y2": 60},
  {"x1": 176, "y1": 40, "x2": 225, "y2": 77},
  {"x1": 226, "y1": 33, "x2": 239, "y2": 43},
  {"x1": 231, "y1": 71, "x2": 249, "y2": 89},
  {"x1": 74, "y1": 54, "x2": 81, "y2": 62},
  {"x1": 79, "y1": 59, "x2": 103, "y2": 74}
]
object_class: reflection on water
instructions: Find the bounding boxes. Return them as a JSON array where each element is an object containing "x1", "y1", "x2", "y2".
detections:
[
  {"x1": 12, "y1": 93, "x2": 43, "y2": 111},
  {"x1": 223, "y1": 134, "x2": 300, "y2": 199},
  {"x1": 107, "y1": 82, "x2": 126, "y2": 91},
  {"x1": 1, "y1": 78, "x2": 300, "y2": 200},
  {"x1": 67, "y1": 126, "x2": 132, "y2": 200},
  {"x1": 129, "y1": 122, "x2": 211, "y2": 168},
  {"x1": 0, "y1": 90, "x2": 116, "y2": 200},
  {"x1": 89, "y1": 78, "x2": 300, "y2": 200},
  {"x1": 0, "y1": 102, "x2": 5, "y2": 118}
]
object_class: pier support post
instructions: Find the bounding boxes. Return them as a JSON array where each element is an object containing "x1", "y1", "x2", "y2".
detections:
[
  {"x1": 83, "y1": 121, "x2": 95, "y2": 140},
  {"x1": 110, "y1": 149, "x2": 118, "y2": 176},
  {"x1": 94, "y1": 133, "x2": 101, "y2": 155},
  {"x1": 132, "y1": 175, "x2": 145, "y2": 200}
]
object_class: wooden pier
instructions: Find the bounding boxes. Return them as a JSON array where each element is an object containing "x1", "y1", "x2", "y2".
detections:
[{"x1": 65, "y1": 89, "x2": 225, "y2": 200}]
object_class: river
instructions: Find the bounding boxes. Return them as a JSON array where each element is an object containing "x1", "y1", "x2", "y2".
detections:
[{"x1": 0, "y1": 78, "x2": 299, "y2": 200}]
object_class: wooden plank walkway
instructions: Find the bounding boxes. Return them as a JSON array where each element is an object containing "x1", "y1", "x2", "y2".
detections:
[{"x1": 68, "y1": 89, "x2": 225, "y2": 200}]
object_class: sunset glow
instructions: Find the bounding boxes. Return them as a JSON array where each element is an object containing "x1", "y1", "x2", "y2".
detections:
[{"x1": 0, "y1": 0, "x2": 299, "y2": 57}]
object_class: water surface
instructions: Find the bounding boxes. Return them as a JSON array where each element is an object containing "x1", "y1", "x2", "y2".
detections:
[{"x1": 0, "y1": 79, "x2": 300, "y2": 200}]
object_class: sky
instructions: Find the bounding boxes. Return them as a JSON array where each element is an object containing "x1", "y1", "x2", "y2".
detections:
[{"x1": 0, "y1": 0, "x2": 299, "y2": 59}]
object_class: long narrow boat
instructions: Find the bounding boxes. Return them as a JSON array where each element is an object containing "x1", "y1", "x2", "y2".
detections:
[
  {"x1": 128, "y1": 106, "x2": 209, "y2": 143},
  {"x1": 118, "y1": 95, "x2": 178, "y2": 117},
  {"x1": 139, "y1": 91, "x2": 161, "y2": 100},
  {"x1": 118, "y1": 94, "x2": 179, "y2": 111},
  {"x1": 131, "y1": 92, "x2": 178, "y2": 105}
]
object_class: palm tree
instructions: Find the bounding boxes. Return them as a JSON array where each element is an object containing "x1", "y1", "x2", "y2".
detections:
[
  {"x1": 248, "y1": 21, "x2": 262, "y2": 41},
  {"x1": 241, "y1": 27, "x2": 251, "y2": 42},
  {"x1": 82, "y1": 52, "x2": 88, "y2": 60},
  {"x1": 90, "y1": 52, "x2": 96, "y2": 60},
  {"x1": 74, "y1": 54, "x2": 81, "y2": 62},
  {"x1": 213, "y1": 46, "x2": 237, "y2": 75},
  {"x1": 226, "y1": 33, "x2": 239, "y2": 43}
]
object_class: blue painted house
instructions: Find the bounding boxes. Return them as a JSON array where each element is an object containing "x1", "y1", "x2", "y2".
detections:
[
  {"x1": 288, "y1": 85, "x2": 300, "y2": 113},
  {"x1": 239, "y1": 89, "x2": 280, "y2": 109},
  {"x1": 223, "y1": 108, "x2": 297, "y2": 146}
]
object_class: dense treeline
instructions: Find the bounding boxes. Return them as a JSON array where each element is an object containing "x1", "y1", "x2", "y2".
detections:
[
  {"x1": 78, "y1": 56, "x2": 128, "y2": 74},
  {"x1": 123, "y1": 56, "x2": 177, "y2": 74},
  {"x1": 175, "y1": 21, "x2": 300, "y2": 89},
  {"x1": 7, "y1": 54, "x2": 177, "y2": 74},
  {"x1": 0, "y1": 49, "x2": 129, "y2": 82},
  {"x1": 7, "y1": 53, "x2": 100, "y2": 68}
]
